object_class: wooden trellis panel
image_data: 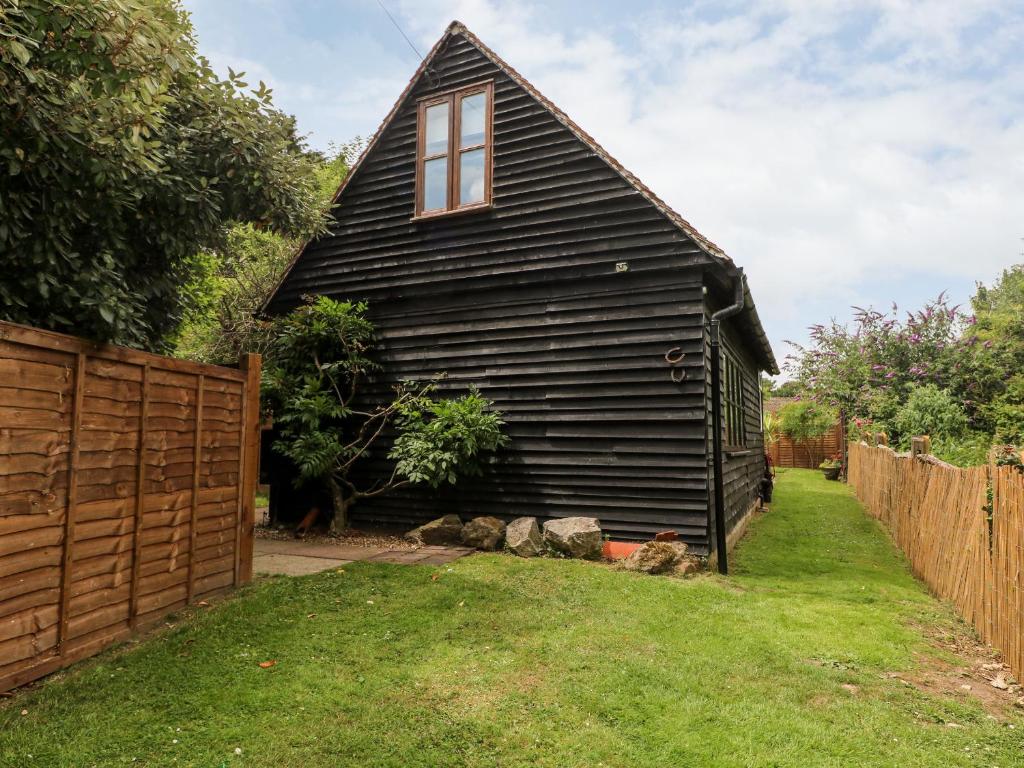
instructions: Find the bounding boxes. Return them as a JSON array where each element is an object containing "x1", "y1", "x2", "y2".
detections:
[{"x1": 0, "y1": 321, "x2": 260, "y2": 693}]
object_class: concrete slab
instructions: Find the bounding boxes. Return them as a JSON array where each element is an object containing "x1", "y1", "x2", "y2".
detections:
[
  {"x1": 253, "y1": 553, "x2": 351, "y2": 576},
  {"x1": 253, "y1": 536, "x2": 474, "y2": 574},
  {"x1": 256, "y1": 539, "x2": 386, "y2": 561}
]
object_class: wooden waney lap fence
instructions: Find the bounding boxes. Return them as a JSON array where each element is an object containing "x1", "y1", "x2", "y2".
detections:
[
  {"x1": 0, "y1": 321, "x2": 260, "y2": 693},
  {"x1": 767, "y1": 424, "x2": 844, "y2": 469},
  {"x1": 848, "y1": 441, "x2": 1023, "y2": 683}
]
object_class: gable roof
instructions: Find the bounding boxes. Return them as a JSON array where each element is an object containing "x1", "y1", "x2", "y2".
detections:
[{"x1": 266, "y1": 20, "x2": 778, "y2": 373}]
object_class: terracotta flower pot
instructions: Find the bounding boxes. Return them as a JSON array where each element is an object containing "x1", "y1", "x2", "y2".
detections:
[{"x1": 602, "y1": 540, "x2": 642, "y2": 560}]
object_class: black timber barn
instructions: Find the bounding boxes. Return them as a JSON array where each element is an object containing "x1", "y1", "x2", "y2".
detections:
[{"x1": 265, "y1": 21, "x2": 779, "y2": 561}]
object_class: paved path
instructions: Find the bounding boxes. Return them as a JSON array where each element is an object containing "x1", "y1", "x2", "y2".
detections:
[{"x1": 253, "y1": 538, "x2": 475, "y2": 576}]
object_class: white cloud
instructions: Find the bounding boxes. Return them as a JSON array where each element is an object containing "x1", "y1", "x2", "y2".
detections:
[
  {"x1": 392, "y1": 0, "x2": 1024, "y2": 370},
  {"x1": 186, "y1": 0, "x2": 1023, "y2": 371}
]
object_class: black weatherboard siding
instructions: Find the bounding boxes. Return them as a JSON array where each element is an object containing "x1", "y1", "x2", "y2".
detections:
[
  {"x1": 705, "y1": 313, "x2": 766, "y2": 537},
  {"x1": 266, "y1": 22, "x2": 777, "y2": 553}
]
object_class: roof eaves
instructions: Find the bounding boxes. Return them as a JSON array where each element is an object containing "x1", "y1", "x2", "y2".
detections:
[{"x1": 741, "y1": 279, "x2": 781, "y2": 375}]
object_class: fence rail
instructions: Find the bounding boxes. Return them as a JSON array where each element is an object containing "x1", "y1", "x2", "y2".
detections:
[
  {"x1": 0, "y1": 321, "x2": 261, "y2": 693},
  {"x1": 847, "y1": 441, "x2": 1023, "y2": 683}
]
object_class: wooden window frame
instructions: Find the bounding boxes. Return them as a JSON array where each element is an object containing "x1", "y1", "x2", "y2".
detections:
[
  {"x1": 413, "y1": 80, "x2": 494, "y2": 220},
  {"x1": 722, "y1": 350, "x2": 747, "y2": 450}
]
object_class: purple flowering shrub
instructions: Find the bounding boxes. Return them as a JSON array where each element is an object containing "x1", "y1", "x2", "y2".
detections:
[
  {"x1": 785, "y1": 293, "x2": 971, "y2": 434},
  {"x1": 783, "y1": 273, "x2": 1024, "y2": 465}
]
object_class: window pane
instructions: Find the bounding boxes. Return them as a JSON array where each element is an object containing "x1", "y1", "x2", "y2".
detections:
[
  {"x1": 424, "y1": 103, "x2": 449, "y2": 156},
  {"x1": 459, "y1": 149, "x2": 486, "y2": 205},
  {"x1": 423, "y1": 157, "x2": 447, "y2": 211},
  {"x1": 460, "y1": 91, "x2": 487, "y2": 147}
]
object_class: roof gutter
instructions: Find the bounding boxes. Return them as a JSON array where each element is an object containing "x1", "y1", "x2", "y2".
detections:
[
  {"x1": 709, "y1": 268, "x2": 746, "y2": 575},
  {"x1": 703, "y1": 259, "x2": 778, "y2": 376}
]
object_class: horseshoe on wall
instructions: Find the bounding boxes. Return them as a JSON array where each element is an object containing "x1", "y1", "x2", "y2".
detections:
[
  {"x1": 664, "y1": 348, "x2": 686, "y2": 365},
  {"x1": 664, "y1": 347, "x2": 687, "y2": 383}
]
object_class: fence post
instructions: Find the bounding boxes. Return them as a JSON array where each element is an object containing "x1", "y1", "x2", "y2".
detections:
[
  {"x1": 839, "y1": 409, "x2": 848, "y2": 480},
  {"x1": 128, "y1": 364, "x2": 151, "y2": 629},
  {"x1": 56, "y1": 352, "x2": 86, "y2": 653},
  {"x1": 186, "y1": 374, "x2": 205, "y2": 604},
  {"x1": 910, "y1": 435, "x2": 931, "y2": 459},
  {"x1": 236, "y1": 353, "x2": 262, "y2": 584}
]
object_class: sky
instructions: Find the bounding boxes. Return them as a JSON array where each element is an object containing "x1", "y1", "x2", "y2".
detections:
[{"x1": 181, "y1": 0, "x2": 1024, "y2": 376}]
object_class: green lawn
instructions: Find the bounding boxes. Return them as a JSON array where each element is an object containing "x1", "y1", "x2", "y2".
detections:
[{"x1": 2, "y1": 470, "x2": 1021, "y2": 767}]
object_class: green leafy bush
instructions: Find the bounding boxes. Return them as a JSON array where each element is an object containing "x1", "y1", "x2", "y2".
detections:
[
  {"x1": 261, "y1": 297, "x2": 508, "y2": 530},
  {"x1": 892, "y1": 384, "x2": 967, "y2": 447},
  {"x1": 982, "y1": 375, "x2": 1024, "y2": 445},
  {"x1": 931, "y1": 432, "x2": 992, "y2": 468},
  {"x1": 391, "y1": 390, "x2": 508, "y2": 487},
  {"x1": 778, "y1": 401, "x2": 836, "y2": 441}
]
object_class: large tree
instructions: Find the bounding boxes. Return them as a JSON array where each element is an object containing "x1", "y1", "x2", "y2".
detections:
[
  {"x1": 173, "y1": 141, "x2": 361, "y2": 364},
  {"x1": 0, "y1": 0, "x2": 323, "y2": 349},
  {"x1": 968, "y1": 266, "x2": 1024, "y2": 443}
]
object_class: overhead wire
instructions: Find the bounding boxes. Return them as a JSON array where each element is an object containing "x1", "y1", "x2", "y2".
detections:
[{"x1": 374, "y1": 0, "x2": 439, "y2": 88}]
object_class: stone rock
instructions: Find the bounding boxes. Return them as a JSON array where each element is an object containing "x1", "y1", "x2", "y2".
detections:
[
  {"x1": 674, "y1": 557, "x2": 701, "y2": 577},
  {"x1": 404, "y1": 514, "x2": 463, "y2": 545},
  {"x1": 505, "y1": 516, "x2": 545, "y2": 557},
  {"x1": 461, "y1": 516, "x2": 507, "y2": 551},
  {"x1": 542, "y1": 517, "x2": 603, "y2": 559},
  {"x1": 621, "y1": 541, "x2": 685, "y2": 574}
]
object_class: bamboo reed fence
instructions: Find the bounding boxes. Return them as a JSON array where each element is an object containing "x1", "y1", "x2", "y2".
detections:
[
  {"x1": 0, "y1": 321, "x2": 261, "y2": 693},
  {"x1": 847, "y1": 440, "x2": 1023, "y2": 683}
]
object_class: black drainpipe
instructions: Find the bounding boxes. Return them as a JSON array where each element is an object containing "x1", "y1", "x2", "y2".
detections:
[{"x1": 710, "y1": 269, "x2": 745, "y2": 575}]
